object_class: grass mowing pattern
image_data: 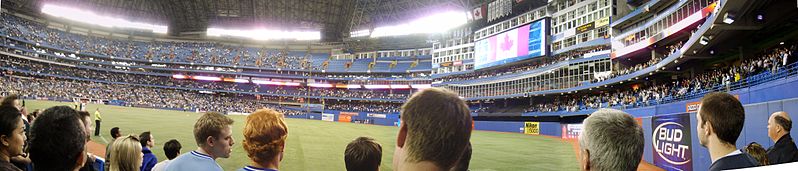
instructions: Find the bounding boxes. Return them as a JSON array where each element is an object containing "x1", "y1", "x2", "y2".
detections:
[{"x1": 25, "y1": 100, "x2": 579, "y2": 171}]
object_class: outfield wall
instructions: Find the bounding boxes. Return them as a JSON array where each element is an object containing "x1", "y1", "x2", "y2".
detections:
[
  {"x1": 286, "y1": 75, "x2": 798, "y2": 171},
  {"x1": 366, "y1": 75, "x2": 797, "y2": 170}
]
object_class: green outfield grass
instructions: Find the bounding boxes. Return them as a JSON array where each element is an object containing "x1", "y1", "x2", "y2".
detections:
[{"x1": 24, "y1": 100, "x2": 579, "y2": 171}]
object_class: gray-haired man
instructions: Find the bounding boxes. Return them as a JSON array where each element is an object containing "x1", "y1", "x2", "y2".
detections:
[{"x1": 579, "y1": 108, "x2": 645, "y2": 171}]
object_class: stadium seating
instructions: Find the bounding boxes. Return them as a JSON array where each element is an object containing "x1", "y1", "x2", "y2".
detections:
[{"x1": 0, "y1": 13, "x2": 430, "y2": 74}]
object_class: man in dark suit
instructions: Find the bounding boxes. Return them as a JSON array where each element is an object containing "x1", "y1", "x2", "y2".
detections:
[
  {"x1": 767, "y1": 111, "x2": 798, "y2": 164},
  {"x1": 696, "y1": 93, "x2": 759, "y2": 171}
]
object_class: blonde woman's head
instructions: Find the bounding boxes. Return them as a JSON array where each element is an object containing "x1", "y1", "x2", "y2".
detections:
[{"x1": 110, "y1": 135, "x2": 143, "y2": 171}]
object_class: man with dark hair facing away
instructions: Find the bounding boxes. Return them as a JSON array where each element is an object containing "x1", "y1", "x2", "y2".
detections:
[
  {"x1": 152, "y1": 139, "x2": 181, "y2": 171},
  {"x1": 450, "y1": 142, "x2": 472, "y2": 171},
  {"x1": 392, "y1": 88, "x2": 472, "y2": 171},
  {"x1": 28, "y1": 106, "x2": 88, "y2": 171},
  {"x1": 696, "y1": 92, "x2": 758, "y2": 171},
  {"x1": 345, "y1": 137, "x2": 382, "y2": 171}
]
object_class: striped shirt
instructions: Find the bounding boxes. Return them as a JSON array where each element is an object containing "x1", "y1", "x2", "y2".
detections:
[
  {"x1": 237, "y1": 166, "x2": 278, "y2": 171},
  {"x1": 164, "y1": 151, "x2": 222, "y2": 171}
]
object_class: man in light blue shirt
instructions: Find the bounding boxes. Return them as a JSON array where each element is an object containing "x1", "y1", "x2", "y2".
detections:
[{"x1": 166, "y1": 112, "x2": 235, "y2": 171}]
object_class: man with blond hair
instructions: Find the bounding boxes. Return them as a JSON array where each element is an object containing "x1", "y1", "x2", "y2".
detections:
[
  {"x1": 239, "y1": 108, "x2": 288, "y2": 171},
  {"x1": 166, "y1": 112, "x2": 235, "y2": 171},
  {"x1": 392, "y1": 88, "x2": 472, "y2": 171}
]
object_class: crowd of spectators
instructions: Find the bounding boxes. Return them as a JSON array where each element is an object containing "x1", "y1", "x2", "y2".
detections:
[
  {"x1": 591, "y1": 41, "x2": 684, "y2": 83},
  {"x1": 523, "y1": 43, "x2": 796, "y2": 113},
  {"x1": 0, "y1": 13, "x2": 312, "y2": 70},
  {"x1": 0, "y1": 55, "x2": 412, "y2": 100},
  {"x1": 326, "y1": 102, "x2": 402, "y2": 113},
  {"x1": 0, "y1": 72, "x2": 402, "y2": 114},
  {"x1": 1, "y1": 13, "x2": 432, "y2": 81}
]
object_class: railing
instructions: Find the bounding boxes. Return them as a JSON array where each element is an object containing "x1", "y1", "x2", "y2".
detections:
[
  {"x1": 524, "y1": 61, "x2": 798, "y2": 115},
  {"x1": 663, "y1": 62, "x2": 798, "y2": 104}
]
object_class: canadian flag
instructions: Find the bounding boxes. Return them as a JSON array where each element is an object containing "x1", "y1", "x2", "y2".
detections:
[{"x1": 473, "y1": 6, "x2": 485, "y2": 20}]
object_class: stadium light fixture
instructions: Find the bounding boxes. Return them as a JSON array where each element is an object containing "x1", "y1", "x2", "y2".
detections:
[
  {"x1": 41, "y1": 4, "x2": 168, "y2": 34},
  {"x1": 334, "y1": 84, "x2": 361, "y2": 89},
  {"x1": 699, "y1": 36, "x2": 709, "y2": 45},
  {"x1": 284, "y1": 82, "x2": 301, "y2": 86},
  {"x1": 234, "y1": 79, "x2": 250, "y2": 83},
  {"x1": 371, "y1": 11, "x2": 468, "y2": 38},
  {"x1": 344, "y1": 84, "x2": 362, "y2": 89},
  {"x1": 350, "y1": 29, "x2": 371, "y2": 37},
  {"x1": 364, "y1": 85, "x2": 391, "y2": 89},
  {"x1": 206, "y1": 28, "x2": 320, "y2": 41},
  {"x1": 222, "y1": 78, "x2": 250, "y2": 83},
  {"x1": 252, "y1": 80, "x2": 301, "y2": 86},
  {"x1": 193, "y1": 76, "x2": 222, "y2": 81},
  {"x1": 389, "y1": 85, "x2": 410, "y2": 89},
  {"x1": 410, "y1": 84, "x2": 432, "y2": 89},
  {"x1": 308, "y1": 83, "x2": 334, "y2": 88},
  {"x1": 252, "y1": 80, "x2": 279, "y2": 85},
  {"x1": 172, "y1": 74, "x2": 188, "y2": 79},
  {"x1": 723, "y1": 12, "x2": 736, "y2": 24}
]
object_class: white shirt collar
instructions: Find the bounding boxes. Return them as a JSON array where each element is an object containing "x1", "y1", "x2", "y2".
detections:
[{"x1": 712, "y1": 149, "x2": 742, "y2": 163}]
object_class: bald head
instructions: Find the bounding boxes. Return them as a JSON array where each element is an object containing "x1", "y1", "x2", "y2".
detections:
[
  {"x1": 768, "y1": 111, "x2": 792, "y2": 142},
  {"x1": 772, "y1": 112, "x2": 791, "y2": 121}
]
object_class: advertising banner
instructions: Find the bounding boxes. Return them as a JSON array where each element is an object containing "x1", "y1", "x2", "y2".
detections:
[
  {"x1": 652, "y1": 113, "x2": 693, "y2": 171},
  {"x1": 453, "y1": 60, "x2": 463, "y2": 66},
  {"x1": 561, "y1": 124, "x2": 583, "y2": 139},
  {"x1": 340, "y1": 112, "x2": 359, "y2": 116},
  {"x1": 686, "y1": 95, "x2": 737, "y2": 112},
  {"x1": 338, "y1": 114, "x2": 353, "y2": 123},
  {"x1": 367, "y1": 113, "x2": 387, "y2": 119},
  {"x1": 524, "y1": 122, "x2": 540, "y2": 135},
  {"x1": 685, "y1": 101, "x2": 701, "y2": 113},
  {"x1": 576, "y1": 22, "x2": 595, "y2": 34},
  {"x1": 322, "y1": 113, "x2": 335, "y2": 122},
  {"x1": 595, "y1": 17, "x2": 611, "y2": 27}
]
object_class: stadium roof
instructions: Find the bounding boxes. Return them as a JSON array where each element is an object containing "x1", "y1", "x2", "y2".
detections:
[{"x1": 3, "y1": 0, "x2": 477, "y2": 42}]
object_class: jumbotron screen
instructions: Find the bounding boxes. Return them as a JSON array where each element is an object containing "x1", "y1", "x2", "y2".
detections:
[{"x1": 474, "y1": 19, "x2": 547, "y2": 69}]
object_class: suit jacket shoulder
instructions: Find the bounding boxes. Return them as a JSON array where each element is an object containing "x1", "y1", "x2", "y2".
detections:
[{"x1": 709, "y1": 153, "x2": 759, "y2": 171}]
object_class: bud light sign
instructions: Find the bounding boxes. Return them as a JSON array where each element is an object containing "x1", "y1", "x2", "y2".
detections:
[{"x1": 652, "y1": 113, "x2": 693, "y2": 171}]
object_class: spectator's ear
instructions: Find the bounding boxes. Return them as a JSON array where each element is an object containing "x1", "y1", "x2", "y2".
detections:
[
  {"x1": 206, "y1": 136, "x2": 216, "y2": 147},
  {"x1": 74, "y1": 150, "x2": 87, "y2": 171},
  {"x1": 397, "y1": 124, "x2": 407, "y2": 148},
  {"x1": 0, "y1": 134, "x2": 9, "y2": 146},
  {"x1": 581, "y1": 148, "x2": 590, "y2": 171},
  {"x1": 704, "y1": 122, "x2": 714, "y2": 137}
]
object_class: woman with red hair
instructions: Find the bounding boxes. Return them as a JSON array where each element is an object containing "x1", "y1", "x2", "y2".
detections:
[{"x1": 239, "y1": 108, "x2": 288, "y2": 171}]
